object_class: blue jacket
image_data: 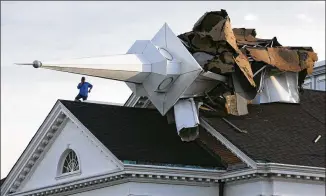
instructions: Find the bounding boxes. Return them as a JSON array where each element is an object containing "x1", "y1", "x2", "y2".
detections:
[{"x1": 77, "y1": 82, "x2": 93, "y2": 97}]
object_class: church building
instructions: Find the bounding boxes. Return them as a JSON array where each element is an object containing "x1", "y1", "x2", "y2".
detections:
[{"x1": 1, "y1": 90, "x2": 325, "y2": 196}]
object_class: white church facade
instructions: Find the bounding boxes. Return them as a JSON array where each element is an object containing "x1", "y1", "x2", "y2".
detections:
[{"x1": 1, "y1": 89, "x2": 325, "y2": 196}]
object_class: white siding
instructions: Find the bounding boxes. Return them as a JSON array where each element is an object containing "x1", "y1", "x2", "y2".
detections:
[
  {"x1": 224, "y1": 178, "x2": 325, "y2": 196},
  {"x1": 224, "y1": 179, "x2": 273, "y2": 196},
  {"x1": 18, "y1": 120, "x2": 120, "y2": 192},
  {"x1": 273, "y1": 179, "x2": 325, "y2": 196},
  {"x1": 70, "y1": 182, "x2": 219, "y2": 196}
]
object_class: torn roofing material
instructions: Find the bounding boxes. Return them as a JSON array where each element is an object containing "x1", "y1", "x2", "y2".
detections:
[
  {"x1": 233, "y1": 28, "x2": 282, "y2": 48},
  {"x1": 177, "y1": 9, "x2": 318, "y2": 117},
  {"x1": 16, "y1": 9, "x2": 320, "y2": 143},
  {"x1": 246, "y1": 47, "x2": 318, "y2": 74},
  {"x1": 178, "y1": 9, "x2": 318, "y2": 88},
  {"x1": 202, "y1": 90, "x2": 325, "y2": 168},
  {"x1": 180, "y1": 10, "x2": 256, "y2": 87},
  {"x1": 60, "y1": 100, "x2": 224, "y2": 168},
  {"x1": 232, "y1": 28, "x2": 257, "y2": 42}
]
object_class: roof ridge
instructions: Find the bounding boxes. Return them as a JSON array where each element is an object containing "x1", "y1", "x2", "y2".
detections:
[{"x1": 58, "y1": 99, "x2": 156, "y2": 111}]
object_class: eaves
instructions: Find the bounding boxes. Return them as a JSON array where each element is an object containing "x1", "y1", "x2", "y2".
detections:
[{"x1": 199, "y1": 118, "x2": 326, "y2": 178}]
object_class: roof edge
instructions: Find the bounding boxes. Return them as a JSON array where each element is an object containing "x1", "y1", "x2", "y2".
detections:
[
  {"x1": 59, "y1": 99, "x2": 156, "y2": 112},
  {"x1": 256, "y1": 162, "x2": 325, "y2": 177},
  {"x1": 199, "y1": 118, "x2": 257, "y2": 169},
  {"x1": 58, "y1": 101, "x2": 125, "y2": 170},
  {"x1": 9, "y1": 164, "x2": 223, "y2": 196},
  {"x1": 123, "y1": 163, "x2": 225, "y2": 178},
  {"x1": 1, "y1": 100, "x2": 64, "y2": 195},
  {"x1": 200, "y1": 117, "x2": 326, "y2": 172}
]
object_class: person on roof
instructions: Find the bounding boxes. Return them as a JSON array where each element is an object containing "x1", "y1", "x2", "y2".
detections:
[{"x1": 75, "y1": 77, "x2": 93, "y2": 102}]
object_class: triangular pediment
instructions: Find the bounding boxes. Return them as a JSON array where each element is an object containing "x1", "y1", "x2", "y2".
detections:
[{"x1": 1, "y1": 101, "x2": 123, "y2": 195}]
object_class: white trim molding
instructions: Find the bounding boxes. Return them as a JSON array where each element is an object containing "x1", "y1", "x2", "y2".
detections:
[
  {"x1": 6, "y1": 162, "x2": 325, "y2": 196},
  {"x1": 199, "y1": 118, "x2": 257, "y2": 169},
  {"x1": 58, "y1": 102, "x2": 125, "y2": 171},
  {"x1": 56, "y1": 148, "x2": 82, "y2": 179},
  {"x1": 1, "y1": 101, "x2": 67, "y2": 195},
  {"x1": 256, "y1": 163, "x2": 325, "y2": 178},
  {"x1": 217, "y1": 163, "x2": 325, "y2": 183},
  {"x1": 123, "y1": 164, "x2": 225, "y2": 180},
  {"x1": 8, "y1": 164, "x2": 223, "y2": 196},
  {"x1": 1, "y1": 101, "x2": 124, "y2": 196}
]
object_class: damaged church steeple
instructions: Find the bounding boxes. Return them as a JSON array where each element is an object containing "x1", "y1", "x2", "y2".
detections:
[{"x1": 17, "y1": 9, "x2": 318, "y2": 142}]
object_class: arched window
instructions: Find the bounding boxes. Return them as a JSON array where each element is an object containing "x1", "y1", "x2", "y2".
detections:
[{"x1": 61, "y1": 150, "x2": 80, "y2": 174}]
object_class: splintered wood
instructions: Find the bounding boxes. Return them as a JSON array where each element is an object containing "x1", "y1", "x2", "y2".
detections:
[
  {"x1": 177, "y1": 9, "x2": 318, "y2": 116},
  {"x1": 178, "y1": 9, "x2": 318, "y2": 86}
]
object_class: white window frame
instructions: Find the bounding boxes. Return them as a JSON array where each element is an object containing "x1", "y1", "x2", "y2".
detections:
[{"x1": 56, "y1": 148, "x2": 82, "y2": 180}]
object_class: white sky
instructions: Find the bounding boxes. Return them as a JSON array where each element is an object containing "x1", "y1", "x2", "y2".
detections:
[{"x1": 1, "y1": 1, "x2": 325, "y2": 178}]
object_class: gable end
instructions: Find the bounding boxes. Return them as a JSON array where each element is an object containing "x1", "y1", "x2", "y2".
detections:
[{"x1": 1, "y1": 101, "x2": 67, "y2": 195}]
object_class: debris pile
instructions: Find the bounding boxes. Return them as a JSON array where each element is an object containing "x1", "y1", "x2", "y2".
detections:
[{"x1": 178, "y1": 9, "x2": 318, "y2": 116}]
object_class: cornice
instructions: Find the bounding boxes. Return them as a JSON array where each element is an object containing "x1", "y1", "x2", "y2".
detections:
[
  {"x1": 2, "y1": 101, "x2": 125, "y2": 195},
  {"x1": 8, "y1": 162, "x2": 325, "y2": 196},
  {"x1": 124, "y1": 164, "x2": 225, "y2": 180},
  {"x1": 1, "y1": 102, "x2": 67, "y2": 195},
  {"x1": 8, "y1": 168, "x2": 220, "y2": 196},
  {"x1": 256, "y1": 163, "x2": 325, "y2": 178}
]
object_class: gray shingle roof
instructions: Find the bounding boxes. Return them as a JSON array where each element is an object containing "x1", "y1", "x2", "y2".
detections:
[
  {"x1": 202, "y1": 90, "x2": 325, "y2": 167},
  {"x1": 60, "y1": 100, "x2": 224, "y2": 168}
]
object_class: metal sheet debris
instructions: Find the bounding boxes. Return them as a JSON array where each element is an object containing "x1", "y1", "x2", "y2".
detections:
[
  {"x1": 252, "y1": 72, "x2": 300, "y2": 104},
  {"x1": 18, "y1": 9, "x2": 319, "y2": 141},
  {"x1": 178, "y1": 9, "x2": 318, "y2": 114},
  {"x1": 174, "y1": 98, "x2": 200, "y2": 142}
]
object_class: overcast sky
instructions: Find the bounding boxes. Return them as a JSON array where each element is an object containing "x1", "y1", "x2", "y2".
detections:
[{"x1": 1, "y1": 1, "x2": 325, "y2": 178}]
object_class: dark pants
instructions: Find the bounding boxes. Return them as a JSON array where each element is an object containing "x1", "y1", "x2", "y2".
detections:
[{"x1": 75, "y1": 94, "x2": 88, "y2": 101}]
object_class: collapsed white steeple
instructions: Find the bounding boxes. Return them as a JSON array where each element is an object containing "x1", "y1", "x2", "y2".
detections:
[{"x1": 18, "y1": 23, "x2": 227, "y2": 141}]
